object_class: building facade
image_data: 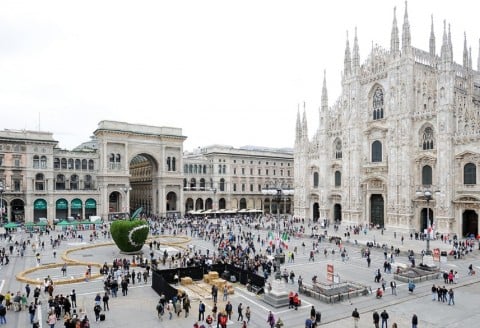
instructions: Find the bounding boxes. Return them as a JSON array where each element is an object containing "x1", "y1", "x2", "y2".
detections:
[
  {"x1": 0, "y1": 122, "x2": 294, "y2": 223},
  {"x1": 294, "y1": 4, "x2": 480, "y2": 237},
  {"x1": 0, "y1": 120, "x2": 185, "y2": 223},
  {"x1": 183, "y1": 145, "x2": 294, "y2": 216}
]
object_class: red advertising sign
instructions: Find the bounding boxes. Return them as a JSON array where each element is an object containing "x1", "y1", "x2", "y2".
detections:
[{"x1": 327, "y1": 264, "x2": 334, "y2": 282}]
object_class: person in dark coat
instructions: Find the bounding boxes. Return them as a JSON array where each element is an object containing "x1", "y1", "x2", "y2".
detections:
[{"x1": 372, "y1": 311, "x2": 380, "y2": 328}]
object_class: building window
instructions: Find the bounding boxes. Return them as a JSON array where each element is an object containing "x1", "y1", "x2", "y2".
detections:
[
  {"x1": 75, "y1": 159, "x2": 81, "y2": 170},
  {"x1": 82, "y1": 159, "x2": 87, "y2": 170},
  {"x1": 258, "y1": 169, "x2": 261, "y2": 175},
  {"x1": 313, "y1": 172, "x2": 319, "y2": 188},
  {"x1": 167, "y1": 157, "x2": 171, "y2": 171},
  {"x1": 84, "y1": 175, "x2": 92, "y2": 189},
  {"x1": 464, "y1": 163, "x2": 477, "y2": 185},
  {"x1": 220, "y1": 178, "x2": 225, "y2": 192},
  {"x1": 334, "y1": 171, "x2": 342, "y2": 187},
  {"x1": 222, "y1": 165, "x2": 226, "y2": 174},
  {"x1": 33, "y1": 155, "x2": 40, "y2": 169},
  {"x1": 70, "y1": 174, "x2": 79, "y2": 190},
  {"x1": 242, "y1": 184, "x2": 245, "y2": 192},
  {"x1": 40, "y1": 156, "x2": 47, "y2": 169},
  {"x1": 88, "y1": 160, "x2": 94, "y2": 171},
  {"x1": 242, "y1": 168, "x2": 245, "y2": 175},
  {"x1": 218, "y1": 164, "x2": 222, "y2": 174},
  {"x1": 335, "y1": 139, "x2": 342, "y2": 159},
  {"x1": 422, "y1": 127, "x2": 435, "y2": 150},
  {"x1": 233, "y1": 168, "x2": 237, "y2": 175},
  {"x1": 190, "y1": 178, "x2": 196, "y2": 189},
  {"x1": 422, "y1": 165, "x2": 432, "y2": 186},
  {"x1": 371, "y1": 140, "x2": 382, "y2": 162},
  {"x1": 233, "y1": 183, "x2": 237, "y2": 192},
  {"x1": 250, "y1": 184, "x2": 254, "y2": 192},
  {"x1": 68, "y1": 158, "x2": 74, "y2": 169},
  {"x1": 35, "y1": 173, "x2": 45, "y2": 191},
  {"x1": 172, "y1": 157, "x2": 176, "y2": 171},
  {"x1": 13, "y1": 179, "x2": 21, "y2": 192},
  {"x1": 56, "y1": 174, "x2": 66, "y2": 190},
  {"x1": 372, "y1": 87, "x2": 384, "y2": 120},
  {"x1": 266, "y1": 169, "x2": 269, "y2": 175},
  {"x1": 61, "y1": 158, "x2": 67, "y2": 169}
]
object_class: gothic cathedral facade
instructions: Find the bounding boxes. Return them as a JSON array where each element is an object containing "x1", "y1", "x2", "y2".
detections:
[{"x1": 294, "y1": 4, "x2": 480, "y2": 237}]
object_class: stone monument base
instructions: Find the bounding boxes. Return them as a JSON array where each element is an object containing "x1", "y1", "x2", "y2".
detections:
[{"x1": 263, "y1": 280, "x2": 290, "y2": 308}]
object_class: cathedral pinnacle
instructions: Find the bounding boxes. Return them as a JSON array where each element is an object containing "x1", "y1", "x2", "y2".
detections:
[
  {"x1": 321, "y1": 70, "x2": 328, "y2": 111},
  {"x1": 344, "y1": 31, "x2": 351, "y2": 77},
  {"x1": 401, "y1": 1, "x2": 411, "y2": 52},
  {"x1": 429, "y1": 15, "x2": 435, "y2": 57},
  {"x1": 390, "y1": 6, "x2": 400, "y2": 55},
  {"x1": 352, "y1": 27, "x2": 360, "y2": 73},
  {"x1": 463, "y1": 32, "x2": 469, "y2": 68}
]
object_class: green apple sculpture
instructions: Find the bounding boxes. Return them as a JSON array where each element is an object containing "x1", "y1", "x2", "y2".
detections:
[{"x1": 110, "y1": 207, "x2": 149, "y2": 253}]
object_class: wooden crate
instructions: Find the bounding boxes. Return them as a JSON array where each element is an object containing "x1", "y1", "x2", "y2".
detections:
[{"x1": 180, "y1": 277, "x2": 193, "y2": 285}]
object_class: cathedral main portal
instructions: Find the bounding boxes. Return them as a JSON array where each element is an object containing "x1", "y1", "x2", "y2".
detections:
[{"x1": 370, "y1": 194, "x2": 384, "y2": 228}]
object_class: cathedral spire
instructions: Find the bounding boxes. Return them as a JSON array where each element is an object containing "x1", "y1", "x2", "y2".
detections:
[
  {"x1": 402, "y1": 1, "x2": 411, "y2": 53},
  {"x1": 321, "y1": 70, "x2": 328, "y2": 111},
  {"x1": 463, "y1": 32, "x2": 469, "y2": 68},
  {"x1": 429, "y1": 15, "x2": 436, "y2": 57},
  {"x1": 344, "y1": 31, "x2": 351, "y2": 77},
  {"x1": 478, "y1": 39, "x2": 480, "y2": 71},
  {"x1": 390, "y1": 6, "x2": 400, "y2": 55},
  {"x1": 469, "y1": 46, "x2": 473, "y2": 70},
  {"x1": 448, "y1": 23, "x2": 453, "y2": 61},
  {"x1": 352, "y1": 27, "x2": 360, "y2": 73},
  {"x1": 302, "y1": 103, "x2": 308, "y2": 140},
  {"x1": 440, "y1": 20, "x2": 450, "y2": 63},
  {"x1": 295, "y1": 105, "x2": 301, "y2": 143}
]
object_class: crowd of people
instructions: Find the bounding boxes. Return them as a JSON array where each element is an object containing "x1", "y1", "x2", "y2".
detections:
[{"x1": 0, "y1": 213, "x2": 478, "y2": 327}]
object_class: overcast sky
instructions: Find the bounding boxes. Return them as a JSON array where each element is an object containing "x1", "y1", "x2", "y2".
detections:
[{"x1": 0, "y1": 0, "x2": 478, "y2": 151}]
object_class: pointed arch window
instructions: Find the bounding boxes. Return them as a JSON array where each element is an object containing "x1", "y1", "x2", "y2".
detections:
[
  {"x1": 422, "y1": 127, "x2": 435, "y2": 150},
  {"x1": 371, "y1": 140, "x2": 382, "y2": 162},
  {"x1": 464, "y1": 163, "x2": 477, "y2": 185},
  {"x1": 422, "y1": 165, "x2": 432, "y2": 186},
  {"x1": 313, "y1": 172, "x2": 319, "y2": 188},
  {"x1": 334, "y1": 171, "x2": 342, "y2": 187},
  {"x1": 335, "y1": 139, "x2": 342, "y2": 159},
  {"x1": 372, "y1": 87, "x2": 384, "y2": 120}
]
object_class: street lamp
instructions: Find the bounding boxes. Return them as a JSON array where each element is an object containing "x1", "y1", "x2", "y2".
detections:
[
  {"x1": 122, "y1": 185, "x2": 132, "y2": 217},
  {"x1": 416, "y1": 188, "x2": 440, "y2": 256},
  {"x1": 0, "y1": 182, "x2": 4, "y2": 224}
]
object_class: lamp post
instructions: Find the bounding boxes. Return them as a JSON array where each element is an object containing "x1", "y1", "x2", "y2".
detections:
[
  {"x1": 0, "y1": 182, "x2": 4, "y2": 224},
  {"x1": 212, "y1": 187, "x2": 217, "y2": 219},
  {"x1": 122, "y1": 185, "x2": 132, "y2": 217},
  {"x1": 416, "y1": 188, "x2": 440, "y2": 256}
]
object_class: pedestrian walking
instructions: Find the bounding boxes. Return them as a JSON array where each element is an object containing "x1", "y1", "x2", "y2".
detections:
[
  {"x1": 380, "y1": 310, "x2": 389, "y2": 328},
  {"x1": 198, "y1": 301, "x2": 205, "y2": 321},
  {"x1": 372, "y1": 311, "x2": 380, "y2": 328},
  {"x1": 103, "y1": 292, "x2": 110, "y2": 311},
  {"x1": 237, "y1": 303, "x2": 243, "y2": 321},
  {"x1": 266, "y1": 311, "x2": 275, "y2": 328},
  {"x1": 411, "y1": 314, "x2": 418, "y2": 328},
  {"x1": 390, "y1": 280, "x2": 397, "y2": 295},
  {"x1": 448, "y1": 288, "x2": 455, "y2": 305},
  {"x1": 352, "y1": 308, "x2": 360, "y2": 328},
  {"x1": 245, "y1": 306, "x2": 251, "y2": 323}
]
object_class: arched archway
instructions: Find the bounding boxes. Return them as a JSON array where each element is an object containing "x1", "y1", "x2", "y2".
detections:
[
  {"x1": 334, "y1": 203, "x2": 342, "y2": 222},
  {"x1": 205, "y1": 198, "x2": 213, "y2": 210},
  {"x1": 463, "y1": 210, "x2": 478, "y2": 238},
  {"x1": 129, "y1": 153, "x2": 158, "y2": 216},
  {"x1": 420, "y1": 208, "x2": 434, "y2": 231},
  {"x1": 33, "y1": 199, "x2": 47, "y2": 222},
  {"x1": 370, "y1": 194, "x2": 384, "y2": 227},
  {"x1": 218, "y1": 198, "x2": 226, "y2": 210},
  {"x1": 185, "y1": 198, "x2": 194, "y2": 213},
  {"x1": 10, "y1": 199, "x2": 25, "y2": 223},
  {"x1": 239, "y1": 198, "x2": 247, "y2": 210},
  {"x1": 166, "y1": 192, "x2": 177, "y2": 212},
  {"x1": 55, "y1": 198, "x2": 68, "y2": 220},
  {"x1": 109, "y1": 192, "x2": 121, "y2": 213},
  {"x1": 313, "y1": 202, "x2": 320, "y2": 222},
  {"x1": 195, "y1": 198, "x2": 204, "y2": 210}
]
